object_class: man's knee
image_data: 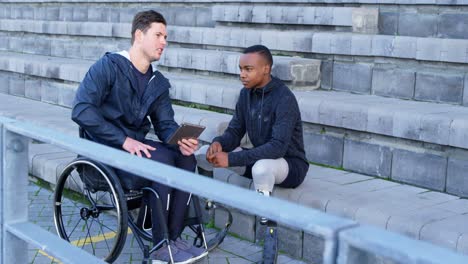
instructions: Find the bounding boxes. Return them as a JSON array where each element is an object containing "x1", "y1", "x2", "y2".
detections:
[{"x1": 251, "y1": 160, "x2": 274, "y2": 179}]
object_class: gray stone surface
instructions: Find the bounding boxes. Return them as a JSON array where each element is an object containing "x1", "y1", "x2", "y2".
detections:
[
  {"x1": 331, "y1": 34, "x2": 352, "y2": 55},
  {"x1": 441, "y1": 39, "x2": 468, "y2": 64},
  {"x1": 419, "y1": 112, "x2": 452, "y2": 145},
  {"x1": 3, "y1": 18, "x2": 468, "y2": 64},
  {"x1": 9, "y1": 75, "x2": 25, "y2": 96},
  {"x1": 464, "y1": 74, "x2": 468, "y2": 106},
  {"x1": 24, "y1": 78, "x2": 42, "y2": 101},
  {"x1": 398, "y1": 12, "x2": 438, "y2": 37},
  {"x1": 415, "y1": 71, "x2": 464, "y2": 104},
  {"x1": 332, "y1": 62, "x2": 372, "y2": 94},
  {"x1": 0, "y1": 71, "x2": 9, "y2": 94},
  {"x1": 372, "y1": 67, "x2": 415, "y2": 99},
  {"x1": 320, "y1": 60, "x2": 333, "y2": 90},
  {"x1": 447, "y1": 157, "x2": 468, "y2": 198},
  {"x1": 41, "y1": 81, "x2": 60, "y2": 104},
  {"x1": 450, "y1": 118, "x2": 468, "y2": 150},
  {"x1": 352, "y1": 8, "x2": 378, "y2": 34},
  {"x1": 439, "y1": 13, "x2": 468, "y2": 39},
  {"x1": 378, "y1": 11, "x2": 398, "y2": 35},
  {"x1": 372, "y1": 35, "x2": 395, "y2": 57},
  {"x1": 343, "y1": 139, "x2": 392, "y2": 178},
  {"x1": 391, "y1": 149, "x2": 447, "y2": 191},
  {"x1": 392, "y1": 36, "x2": 417, "y2": 59},
  {"x1": 303, "y1": 131, "x2": 343, "y2": 168},
  {"x1": 215, "y1": 207, "x2": 256, "y2": 242},
  {"x1": 302, "y1": 232, "x2": 324, "y2": 264},
  {"x1": 416, "y1": 38, "x2": 442, "y2": 61},
  {"x1": 351, "y1": 34, "x2": 372, "y2": 56}
]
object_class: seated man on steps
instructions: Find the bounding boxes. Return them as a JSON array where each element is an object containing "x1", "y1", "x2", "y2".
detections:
[
  {"x1": 71, "y1": 10, "x2": 206, "y2": 263},
  {"x1": 196, "y1": 45, "x2": 309, "y2": 224}
]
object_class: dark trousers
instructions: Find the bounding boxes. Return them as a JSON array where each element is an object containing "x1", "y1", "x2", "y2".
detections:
[{"x1": 116, "y1": 140, "x2": 196, "y2": 243}]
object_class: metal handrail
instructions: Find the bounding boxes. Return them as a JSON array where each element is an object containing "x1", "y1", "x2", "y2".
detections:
[{"x1": 2, "y1": 116, "x2": 468, "y2": 264}]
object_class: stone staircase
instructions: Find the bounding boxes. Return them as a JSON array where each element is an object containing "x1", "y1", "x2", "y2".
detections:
[{"x1": 2, "y1": 1, "x2": 468, "y2": 263}]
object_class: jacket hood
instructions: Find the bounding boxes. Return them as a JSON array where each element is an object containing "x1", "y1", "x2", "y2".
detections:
[
  {"x1": 105, "y1": 51, "x2": 133, "y2": 73},
  {"x1": 251, "y1": 75, "x2": 282, "y2": 95}
]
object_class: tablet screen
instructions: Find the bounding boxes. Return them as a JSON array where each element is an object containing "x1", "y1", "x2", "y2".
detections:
[{"x1": 167, "y1": 123, "x2": 206, "y2": 145}]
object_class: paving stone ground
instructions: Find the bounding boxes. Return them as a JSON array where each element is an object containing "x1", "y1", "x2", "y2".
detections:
[{"x1": 27, "y1": 179, "x2": 308, "y2": 264}]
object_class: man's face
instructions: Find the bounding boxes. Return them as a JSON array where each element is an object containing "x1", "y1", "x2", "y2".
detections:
[
  {"x1": 138, "y1": 22, "x2": 167, "y2": 62},
  {"x1": 239, "y1": 53, "x2": 271, "y2": 89}
]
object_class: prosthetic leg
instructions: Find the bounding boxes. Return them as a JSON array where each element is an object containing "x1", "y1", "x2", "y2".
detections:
[{"x1": 257, "y1": 190, "x2": 278, "y2": 264}]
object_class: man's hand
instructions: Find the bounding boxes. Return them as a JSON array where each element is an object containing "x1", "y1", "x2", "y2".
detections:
[
  {"x1": 178, "y1": 138, "x2": 198, "y2": 156},
  {"x1": 212, "y1": 152, "x2": 229, "y2": 168},
  {"x1": 206, "y1": 142, "x2": 222, "y2": 163},
  {"x1": 122, "y1": 137, "x2": 156, "y2": 158}
]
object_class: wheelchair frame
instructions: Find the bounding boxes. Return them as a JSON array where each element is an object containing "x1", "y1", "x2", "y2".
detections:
[{"x1": 52, "y1": 134, "x2": 232, "y2": 263}]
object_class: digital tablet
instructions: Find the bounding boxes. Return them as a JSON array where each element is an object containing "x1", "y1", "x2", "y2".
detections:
[{"x1": 167, "y1": 123, "x2": 206, "y2": 145}]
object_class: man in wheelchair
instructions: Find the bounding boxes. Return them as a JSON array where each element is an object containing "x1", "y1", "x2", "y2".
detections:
[{"x1": 71, "y1": 10, "x2": 206, "y2": 263}]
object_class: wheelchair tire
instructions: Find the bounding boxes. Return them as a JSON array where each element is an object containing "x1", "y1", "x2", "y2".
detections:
[{"x1": 53, "y1": 158, "x2": 128, "y2": 263}]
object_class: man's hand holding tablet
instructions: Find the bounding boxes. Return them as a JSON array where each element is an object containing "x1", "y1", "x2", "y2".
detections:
[{"x1": 167, "y1": 123, "x2": 206, "y2": 156}]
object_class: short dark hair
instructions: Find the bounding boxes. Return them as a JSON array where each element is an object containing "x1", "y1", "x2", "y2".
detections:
[
  {"x1": 243, "y1": 45, "x2": 273, "y2": 67},
  {"x1": 131, "y1": 10, "x2": 166, "y2": 45}
]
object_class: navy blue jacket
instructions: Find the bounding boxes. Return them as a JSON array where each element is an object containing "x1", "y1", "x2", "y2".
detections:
[
  {"x1": 213, "y1": 76, "x2": 308, "y2": 176},
  {"x1": 71, "y1": 52, "x2": 178, "y2": 148}
]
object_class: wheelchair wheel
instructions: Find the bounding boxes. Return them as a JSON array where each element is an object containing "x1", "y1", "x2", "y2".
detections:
[{"x1": 53, "y1": 158, "x2": 128, "y2": 263}]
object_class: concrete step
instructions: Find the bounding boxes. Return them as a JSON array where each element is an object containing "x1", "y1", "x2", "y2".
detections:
[
  {"x1": 19, "y1": 97, "x2": 468, "y2": 263},
  {"x1": 212, "y1": 5, "x2": 378, "y2": 34},
  {"x1": 3, "y1": 51, "x2": 468, "y2": 196},
  {"x1": 0, "y1": 48, "x2": 320, "y2": 88},
  {"x1": 0, "y1": 93, "x2": 231, "y2": 145},
  {"x1": 211, "y1": 166, "x2": 468, "y2": 262},
  {"x1": 12, "y1": 91, "x2": 468, "y2": 261},
  {"x1": 0, "y1": 3, "x2": 214, "y2": 27},
  {"x1": 0, "y1": 51, "x2": 466, "y2": 150},
  {"x1": 3, "y1": 19, "x2": 468, "y2": 65},
  {"x1": 2, "y1": 21, "x2": 468, "y2": 105}
]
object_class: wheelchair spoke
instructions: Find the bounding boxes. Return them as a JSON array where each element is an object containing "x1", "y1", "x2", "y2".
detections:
[
  {"x1": 96, "y1": 219, "x2": 118, "y2": 234},
  {"x1": 96, "y1": 218, "x2": 112, "y2": 252},
  {"x1": 87, "y1": 219, "x2": 97, "y2": 255},
  {"x1": 81, "y1": 220, "x2": 91, "y2": 250},
  {"x1": 68, "y1": 217, "x2": 83, "y2": 239}
]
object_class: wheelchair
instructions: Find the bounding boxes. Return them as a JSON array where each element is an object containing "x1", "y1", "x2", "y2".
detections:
[{"x1": 52, "y1": 129, "x2": 232, "y2": 263}]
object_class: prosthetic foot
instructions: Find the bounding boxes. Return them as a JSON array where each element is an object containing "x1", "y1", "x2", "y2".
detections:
[
  {"x1": 262, "y1": 221, "x2": 278, "y2": 264},
  {"x1": 257, "y1": 190, "x2": 271, "y2": 225}
]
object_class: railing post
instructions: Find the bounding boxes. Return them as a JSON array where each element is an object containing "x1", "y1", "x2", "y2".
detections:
[{"x1": 1, "y1": 126, "x2": 29, "y2": 264}]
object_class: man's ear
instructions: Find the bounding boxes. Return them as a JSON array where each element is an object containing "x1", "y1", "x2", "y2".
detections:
[
  {"x1": 134, "y1": 29, "x2": 143, "y2": 43},
  {"x1": 264, "y1": 64, "x2": 271, "y2": 75}
]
